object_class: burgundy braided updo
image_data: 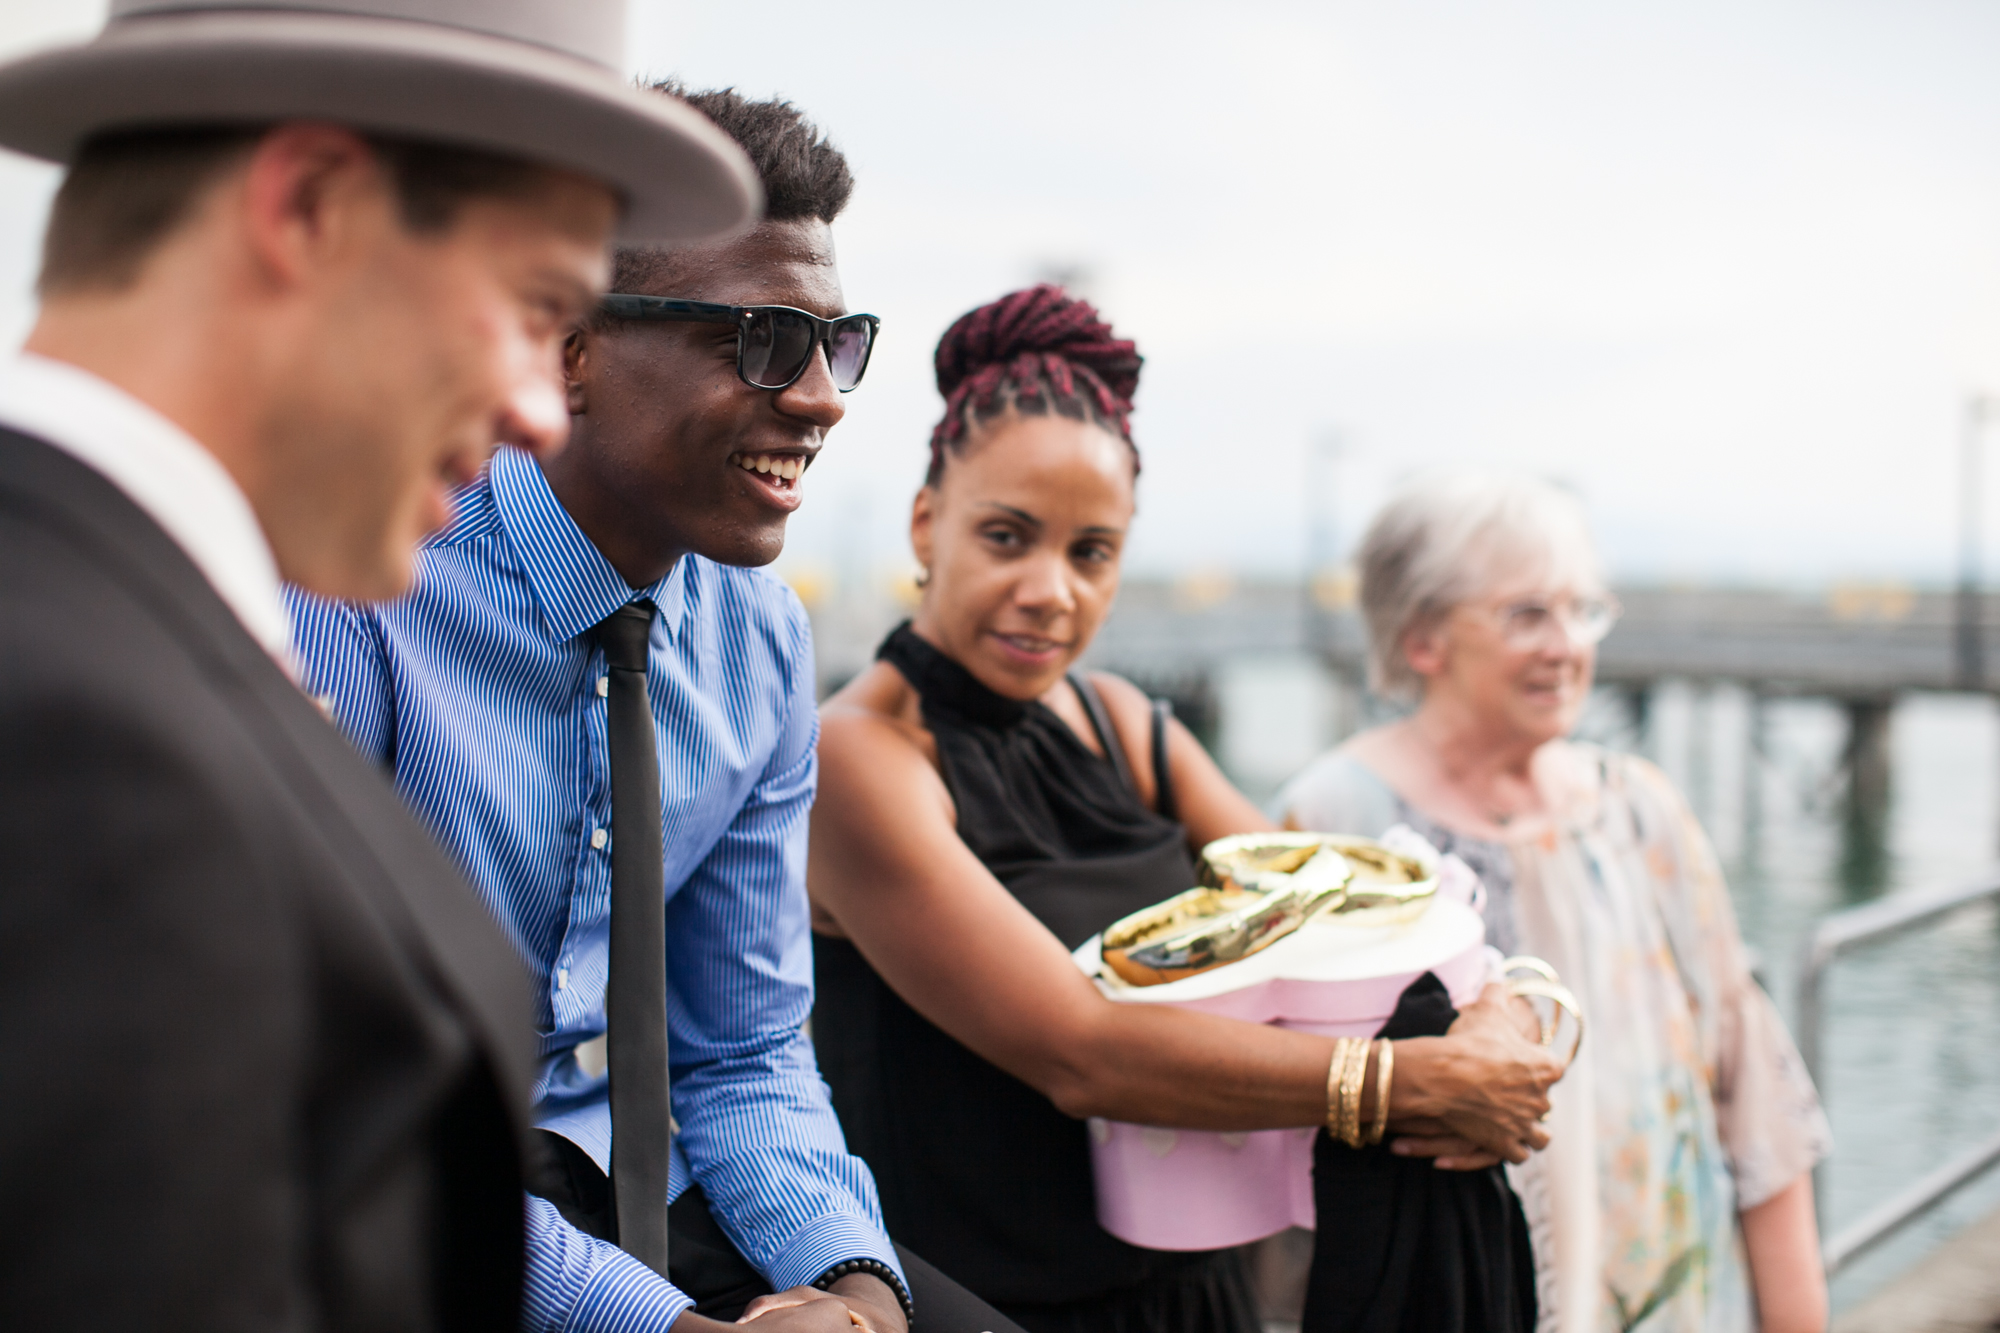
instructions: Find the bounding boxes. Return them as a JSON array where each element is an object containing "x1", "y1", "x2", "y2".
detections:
[{"x1": 927, "y1": 284, "x2": 1143, "y2": 484}]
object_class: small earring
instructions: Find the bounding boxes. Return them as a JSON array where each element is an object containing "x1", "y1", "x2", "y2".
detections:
[{"x1": 913, "y1": 567, "x2": 931, "y2": 588}]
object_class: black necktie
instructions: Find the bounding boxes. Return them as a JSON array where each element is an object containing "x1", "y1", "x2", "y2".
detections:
[{"x1": 595, "y1": 601, "x2": 670, "y2": 1277}]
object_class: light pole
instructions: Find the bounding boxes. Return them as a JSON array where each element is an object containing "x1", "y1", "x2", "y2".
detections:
[
  {"x1": 1302, "y1": 430, "x2": 1359, "y2": 744},
  {"x1": 1302, "y1": 430, "x2": 1345, "y2": 660},
  {"x1": 1957, "y1": 394, "x2": 1994, "y2": 691}
]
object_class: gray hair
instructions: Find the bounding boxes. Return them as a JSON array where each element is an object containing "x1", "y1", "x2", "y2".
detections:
[{"x1": 1357, "y1": 471, "x2": 1605, "y2": 700}]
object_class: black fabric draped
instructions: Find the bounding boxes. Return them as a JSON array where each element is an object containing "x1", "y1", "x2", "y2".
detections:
[
  {"x1": 1303, "y1": 972, "x2": 1537, "y2": 1333},
  {"x1": 814, "y1": 624, "x2": 1258, "y2": 1332}
]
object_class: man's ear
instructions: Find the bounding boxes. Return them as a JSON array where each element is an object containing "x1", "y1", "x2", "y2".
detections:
[
  {"x1": 563, "y1": 329, "x2": 589, "y2": 415},
  {"x1": 238, "y1": 124, "x2": 381, "y2": 292}
]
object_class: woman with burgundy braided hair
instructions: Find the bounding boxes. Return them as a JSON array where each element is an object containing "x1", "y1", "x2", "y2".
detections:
[
  {"x1": 808, "y1": 286, "x2": 1562, "y2": 1333},
  {"x1": 925, "y1": 283, "x2": 1143, "y2": 480}
]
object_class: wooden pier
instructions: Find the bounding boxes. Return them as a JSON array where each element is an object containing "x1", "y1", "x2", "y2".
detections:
[
  {"x1": 1067, "y1": 579, "x2": 2000, "y2": 817},
  {"x1": 1079, "y1": 579, "x2": 2000, "y2": 696}
]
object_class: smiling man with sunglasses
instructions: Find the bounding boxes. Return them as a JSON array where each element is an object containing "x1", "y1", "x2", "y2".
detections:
[
  {"x1": 557, "y1": 286, "x2": 878, "y2": 573},
  {"x1": 289, "y1": 87, "x2": 1019, "y2": 1333}
]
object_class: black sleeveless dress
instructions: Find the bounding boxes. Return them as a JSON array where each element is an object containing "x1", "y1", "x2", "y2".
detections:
[{"x1": 814, "y1": 625, "x2": 1260, "y2": 1333}]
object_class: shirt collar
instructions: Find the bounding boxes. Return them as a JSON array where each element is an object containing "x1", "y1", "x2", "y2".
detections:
[
  {"x1": 0, "y1": 352, "x2": 293, "y2": 668},
  {"x1": 487, "y1": 446, "x2": 687, "y2": 646}
]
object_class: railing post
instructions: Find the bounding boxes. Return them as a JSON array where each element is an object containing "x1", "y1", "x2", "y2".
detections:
[
  {"x1": 1796, "y1": 876, "x2": 2000, "y2": 1271},
  {"x1": 1796, "y1": 933, "x2": 1832, "y2": 1235}
]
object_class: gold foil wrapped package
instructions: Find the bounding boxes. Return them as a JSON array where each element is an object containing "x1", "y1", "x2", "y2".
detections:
[
  {"x1": 1098, "y1": 832, "x2": 1440, "y2": 988},
  {"x1": 1299, "y1": 834, "x2": 1440, "y2": 927}
]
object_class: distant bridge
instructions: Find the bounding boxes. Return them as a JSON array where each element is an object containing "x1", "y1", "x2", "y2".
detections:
[
  {"x1": 1073, "y1": 579, "x2": 1998, "y2": 814},
  {"x1": 1082, "y1": 579, "x2": 1996, "y2": 699}
]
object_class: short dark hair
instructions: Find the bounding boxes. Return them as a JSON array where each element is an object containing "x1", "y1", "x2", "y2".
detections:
[
  {"x1": 606, "y1": 83, "x2": 852, "y2": 295},
  {"x1": 38, "y1": 127, "x2": 564, "y2": 297}
]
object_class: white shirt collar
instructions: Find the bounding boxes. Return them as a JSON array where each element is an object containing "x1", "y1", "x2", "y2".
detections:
[{"x1": 0, "y1": 352, "x2": 292, "y2": 668}]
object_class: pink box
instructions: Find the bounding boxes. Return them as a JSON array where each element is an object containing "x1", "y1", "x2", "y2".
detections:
[{"x1": 1073, "y1": 898, "x2": 1491, "y2": 1250}]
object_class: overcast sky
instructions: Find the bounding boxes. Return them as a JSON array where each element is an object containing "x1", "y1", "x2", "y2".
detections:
[{"x1": 3, "y1": 0, "x2": 1997, "y2": 590}]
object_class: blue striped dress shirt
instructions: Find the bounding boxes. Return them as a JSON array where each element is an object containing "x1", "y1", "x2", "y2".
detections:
[{"x1": 287, "y1": 446, "x2": 902, "y2": 1331}]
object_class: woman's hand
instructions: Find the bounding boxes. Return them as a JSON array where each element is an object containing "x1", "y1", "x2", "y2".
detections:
[
  {"x1": 1386, "y1": 984, "x2": 1566, "y2": 1168},
  {"x1": 668, "y1": 1276, "x2": 905, "y2": 1332}
]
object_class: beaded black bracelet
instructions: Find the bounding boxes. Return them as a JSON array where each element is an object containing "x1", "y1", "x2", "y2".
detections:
[{"x1": 812, "y1": 1257, "x2": 915, "y2": 1325}]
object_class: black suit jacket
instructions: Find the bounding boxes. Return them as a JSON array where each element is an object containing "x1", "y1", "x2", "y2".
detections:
[{"x1": 0, "y1": 429, "x2": 537, "y2": 1330}]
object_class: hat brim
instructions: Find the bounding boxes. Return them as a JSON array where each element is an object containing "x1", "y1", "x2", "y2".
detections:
[{"x1": 0, "y1": 10, "x2": 760, "y2": 243}]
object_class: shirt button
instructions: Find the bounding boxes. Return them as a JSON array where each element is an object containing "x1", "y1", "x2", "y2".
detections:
[
  {"x1": 591, "y1": 827, "x2": 608, "y2": 850},
  {"x1": 554, "y1": 967, "x2": 569, "y2": 991},
  {"x1": 597, "y1": 676, "x2": 609, "y2": 697}
]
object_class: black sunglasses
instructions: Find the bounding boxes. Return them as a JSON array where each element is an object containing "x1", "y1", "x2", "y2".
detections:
[{"x1": 598, "y1": 294, "x2": 880, "y2": 393}]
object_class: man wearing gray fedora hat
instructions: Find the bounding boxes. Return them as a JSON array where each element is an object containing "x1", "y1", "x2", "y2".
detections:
[{"x1": 0, "y1": 2, "x2": 760, "y2": 1331}]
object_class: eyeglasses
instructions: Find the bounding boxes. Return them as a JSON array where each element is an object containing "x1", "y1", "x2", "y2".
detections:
[
  {"x1": 1480, "y1": 594, "x2": 1622, "y2": 649},
  {"x1": 598, "y1": 294, "x2": 880, "y2": 393}
]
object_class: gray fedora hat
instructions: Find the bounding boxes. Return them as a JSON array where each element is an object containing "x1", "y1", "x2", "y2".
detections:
[{"x1": 0, "y1": 0, "x2": 760, "y2": 243}]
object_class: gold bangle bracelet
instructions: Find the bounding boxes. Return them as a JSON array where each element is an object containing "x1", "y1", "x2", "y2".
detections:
[
  {"x1": 1368, "y1": 1038, "x2": 1394, "y2": 1146},
  {"x1": 1506, "y1": 976, "x2": 1586, "y2": 1066},
  {"x1": 1352, "y1": 1041, "x2": 1370, "y2": 1148},
  {"x1": 1330, "y1": 1039, "x2": 1352, "y2": 1144},
  {"x1": 1325, "y1": 1037, "x2": 1355, "y2": 1136},
  {"x1": 1338, "y1": 1033, "x2": 1370, "y2": 1148},
  {"x1": 1498, "y1": 955, "x2": 1561, "y2": 985},
  {"x1": 1330, "y1": 1037, "x2": 1362, "y2": 1144},
  {"x1": 1500, "y1": 956, "x2": 1586, "y2": 1067}
]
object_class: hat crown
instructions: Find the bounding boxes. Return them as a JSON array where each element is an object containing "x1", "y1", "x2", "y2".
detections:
[{"x1": 107, "y1": 0, "x2": 625, "y2": 70}]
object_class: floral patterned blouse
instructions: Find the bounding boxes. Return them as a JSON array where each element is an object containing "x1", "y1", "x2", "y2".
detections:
[{"x1": 1281, "y1": 742, "x2": 1831, "y2": 1333}]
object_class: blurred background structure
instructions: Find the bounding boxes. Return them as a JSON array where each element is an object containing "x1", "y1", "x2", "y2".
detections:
[{"x1": 4, "y1": 0, "x2": 1999, "y2": 1323}]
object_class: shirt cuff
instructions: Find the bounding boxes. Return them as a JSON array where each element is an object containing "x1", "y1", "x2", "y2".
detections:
[
  {"x1": 763, "y1": 1211, "x2": 908, "y2": 1304},
  {"x1": 565, "y1": 1247, "x2": 696, "y2": 1333},
  {"x1": 524, "y1": 1195, "x2": 693, "y2": 1333}
]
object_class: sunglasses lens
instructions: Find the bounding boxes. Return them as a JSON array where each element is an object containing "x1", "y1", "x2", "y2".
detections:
[
  {"x1": 739, "y1": 310, "x2": 817, "y2": 389},
  {"x1": 826, "y1": 319, "x2": 874, "y2": 391}
]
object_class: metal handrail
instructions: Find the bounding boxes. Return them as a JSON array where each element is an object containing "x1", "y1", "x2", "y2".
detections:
[
  {"x1": 1821, "y1": 1127, "x2": 2000, "y2": 1275},
  {"x1": 1795, "y1": 876, "x2": 2000, "y2": 1276}
]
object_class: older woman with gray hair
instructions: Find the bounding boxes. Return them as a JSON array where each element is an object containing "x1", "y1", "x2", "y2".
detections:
[{"x1": 1281, "y1": 472, "x2": 1832, "y2": 1333}]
